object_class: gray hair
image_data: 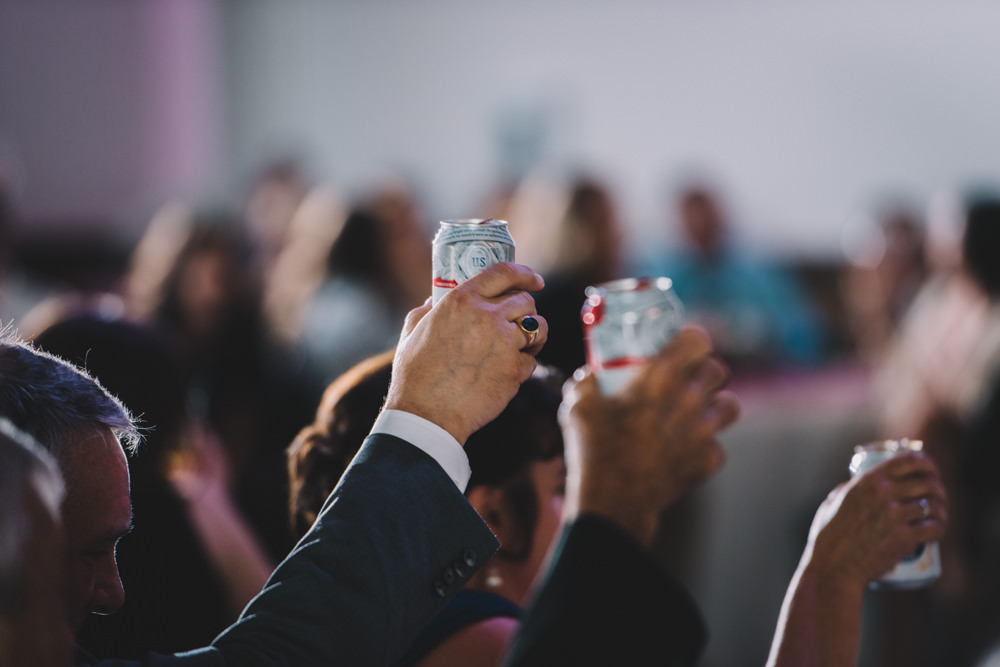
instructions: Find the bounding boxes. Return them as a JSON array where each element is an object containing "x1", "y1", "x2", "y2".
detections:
[
  {"x1": 0, "y1": 418, "x2": 65, "y2": 615},
  {"x1": 0, "y1": 327, "x2": 140, "y2": 461}
]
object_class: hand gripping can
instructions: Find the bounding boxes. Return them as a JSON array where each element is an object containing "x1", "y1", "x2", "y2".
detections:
[
  {"x1": 581, "y1": 277, "x2": 685, "y2": 395},
  {"x1": 432, "y1": 219, "x2": 515, "y2": 304},
  {"x1": 849, "y1": 438, "x2": 942, "y2": 590}
]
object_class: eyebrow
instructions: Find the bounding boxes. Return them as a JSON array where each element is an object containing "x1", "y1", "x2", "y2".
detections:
[{"x1": 91, "y1": 515, "x2": 134, "y2": 548}]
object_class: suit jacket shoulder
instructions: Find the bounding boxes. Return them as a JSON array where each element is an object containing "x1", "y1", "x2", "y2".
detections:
[{"x1": 504, "y1": 514, "x2": 707, "y2": 667}]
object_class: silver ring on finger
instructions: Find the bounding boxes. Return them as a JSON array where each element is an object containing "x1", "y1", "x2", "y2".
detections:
[{"x1": 919, "y1": 496, "x2": 930, "y2": 520}]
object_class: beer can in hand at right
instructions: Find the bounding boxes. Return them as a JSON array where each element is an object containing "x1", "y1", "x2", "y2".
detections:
[
  {"x1": 849, "y1": 438, "x2": 942, "y2": 590},
  {"x1": 581, "y1": 277, "x2": 685, "y2": 395}
]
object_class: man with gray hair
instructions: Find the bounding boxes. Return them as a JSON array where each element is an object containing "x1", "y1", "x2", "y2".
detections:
[
  {"x1": 0, "y1": 418, "x2": 72, "y2": 667},
  {"x1": 0, "y1": 328, "x2": 140, "y2": 636}
]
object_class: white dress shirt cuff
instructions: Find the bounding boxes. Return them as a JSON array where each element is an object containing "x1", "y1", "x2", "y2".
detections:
[{"x1": 370, "y1": 409, "x2": 471, "y2": 491}]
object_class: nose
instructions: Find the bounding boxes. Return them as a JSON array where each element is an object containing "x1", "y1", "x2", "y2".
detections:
[{"x1": 88, "y1": 555, "x2": 125, "y2": 616}]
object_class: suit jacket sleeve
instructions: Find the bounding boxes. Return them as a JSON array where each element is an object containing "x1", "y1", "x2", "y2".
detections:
[
  {"x1": 211, "y1": 433, "x2": 499, "y2": 666},
  {"x1": 503, "y1": 514, "x2": 707, "y2": 667},
  {"x1": 85, "y1": 434, "x2": 498, "y2": 667}
]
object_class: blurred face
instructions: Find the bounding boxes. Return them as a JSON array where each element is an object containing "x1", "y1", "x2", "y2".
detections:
[
  {"x1": 380, "y1": 198, "x2": 432, "y2": 309},
  {"x1": 245, "y1": 178, "x2": 303, "y2": 254},
  {"x1": 679, "y1": 192, "x2": 723, "y2": 256},
  {"x1": 522, "y1": 457, "x2": 567, "y2": 589},
  {"x1": 468, "y1": 456, "x2": 566, "y2": 606},
  {"x1": 177, "y1": 249, "x2": 237, "y2": 339},
  {"x1": 59, "y1": 428, "x2": 131, "y2": 632},
  {"x1": 1, "y1": 487, "x2": 73, "y2": 667}
]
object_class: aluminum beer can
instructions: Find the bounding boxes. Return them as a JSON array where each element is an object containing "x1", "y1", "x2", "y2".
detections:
[
  {"x1": 581, "y1": 276, "x2": 685, "y2": 394},
  {"x1": 849, "y1": 438, "x2": 941, "y2": 590},
  {"x1": 432, "y1": 219, "x2": 515, "y2": 304}
]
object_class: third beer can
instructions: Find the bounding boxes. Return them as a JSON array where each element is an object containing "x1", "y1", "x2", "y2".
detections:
[
  {"x1": 581, "y1": 276, "x2": 685, "y2": 394},
  {"x1": 849, "y1": 438, "x2": 942, "y2": 590},
  {"x1": 432, "y1": 219, "x2": 515, "y2": 304}
]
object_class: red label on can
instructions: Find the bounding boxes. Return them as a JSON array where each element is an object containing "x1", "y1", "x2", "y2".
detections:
[
  {"x1": 433, "y1": 277, "x2": 460, "y2": 289},
  {"x1": 591, "y1": 355, "x2": 649, "y2": 371}
]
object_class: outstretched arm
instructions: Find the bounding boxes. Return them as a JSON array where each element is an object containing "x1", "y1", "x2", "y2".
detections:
[{"x1": 767, "y1": 453, "x2": 948, "y2": 667}]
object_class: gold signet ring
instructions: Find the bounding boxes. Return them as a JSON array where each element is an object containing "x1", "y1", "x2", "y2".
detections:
[{"x1": 518, "y1": 315, "x2": 539, "y2": 347}]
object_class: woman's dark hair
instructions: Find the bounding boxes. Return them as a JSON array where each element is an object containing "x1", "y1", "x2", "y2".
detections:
[
  {"x1": 287, "y1": 350, "x2": 395, "y2": 538},
  {"x1": 963, "y1": 195, "x2": 1000, "y2": 300},
  {"x1": 326, "y1": 209, "x2": 389, "y2": 285},
  {"x1": 287, "y1": 353, "x2": 565, "y2": 557},
  {"x1": 156, "y1": 213, "x2": 261, "y2": 332}
]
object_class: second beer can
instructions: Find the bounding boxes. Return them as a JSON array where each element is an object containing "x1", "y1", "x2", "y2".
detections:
[
  {"x1": 849, "y1": 438, "x2": 942, "y2": 590},
  {"x1": 581, "y1": 276, "x2": 685, "y2": 394},
  {"x1": 431, "y1": 219, "x2": 515, "y2": 304}
]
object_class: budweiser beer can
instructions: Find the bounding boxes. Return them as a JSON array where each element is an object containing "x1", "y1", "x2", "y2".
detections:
[
  {"x1": 849, "y1": 438, "x2": 941, "y2": 590},
  {"x1": 432, "y1": 219, "x2": 515, "y2": 304},
  {"x1": 581, "y1": 277, "x2": 685, "y2": 394}
]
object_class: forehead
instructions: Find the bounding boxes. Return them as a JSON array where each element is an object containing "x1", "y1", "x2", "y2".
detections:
[
  {"x1": 59, "y1": 429, "x2": 131, "y2": 544},
  {"x1": 531, "y1": 456, "x2": 566, "y2": 487}
]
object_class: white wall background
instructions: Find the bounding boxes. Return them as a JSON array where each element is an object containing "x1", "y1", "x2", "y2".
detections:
[
  {"x1": 224, "y1": 0, "x2": 1000, "y2": 261},
  {"x1": 3, "y1": 0, "x2": 1000, "y2": 259}
]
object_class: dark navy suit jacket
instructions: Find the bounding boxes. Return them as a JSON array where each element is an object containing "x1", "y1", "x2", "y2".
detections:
[{"x1": 78, "y1": 434, "x2": 707, "y2": 667}]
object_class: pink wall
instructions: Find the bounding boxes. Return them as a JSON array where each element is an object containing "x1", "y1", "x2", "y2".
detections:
[{"x1": 0, "y1": 1, "x2": 223, "y2": 233}]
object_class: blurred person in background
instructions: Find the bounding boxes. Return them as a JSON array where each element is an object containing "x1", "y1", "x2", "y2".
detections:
[
  {"x1": 123, "y1": 210, "x2": 315, "y2": 562},
  {"x1": 875, "y1": 188, "x2": 997, "y2": 441},
  {"x1": 288, "y1": 353, "x2": 566, "y2": 667},
  {"x1": 30, "y1": 312, "x2": 273, "y2": 660},
  {"x1": 533, "y1": 175, "x2": 625, "y2": 377},
  {"x1": 240, "y1": 157, "x2": 310, "y2": 281},
  {"x1": 841, "y1": 202, "x2": 929, "y2": 365},
  {"x1": 362, "y1": 175, "x2": 435, "y2": 314},
  {"x1": 296, "y1": 179, "x2": 432, "y2": 389},
  {"x1": 261, "y1": 184, "x2": 346, "y2": 346},
  {"x1": 635, "y1": 178, "x2": 826, "y2": 372},
  {"x1": 481, "y1": 170, "x2": 567, "y2": 280},
  {"x1": 0, "y1": 418, "x2": 72, "y2": 667}
]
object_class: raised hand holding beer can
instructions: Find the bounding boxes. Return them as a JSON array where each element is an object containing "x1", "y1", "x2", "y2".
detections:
[
  {"x1": 581, "y1": 276, "x2": 685, "y2": 394},
  {"x1": 849, "y1": 438, "x2": 942, "y2": 590}
]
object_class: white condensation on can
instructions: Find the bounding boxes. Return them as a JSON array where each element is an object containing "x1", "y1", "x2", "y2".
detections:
[
  {"x1": 581, "y1": 277, "x2": 685, "y2": 395},
  {"x1": 849, "y1": 438, "x2": 942, "y2": 590},
  {"x1": 431, "y1": 219, "x2": 515, "y2": 304}
]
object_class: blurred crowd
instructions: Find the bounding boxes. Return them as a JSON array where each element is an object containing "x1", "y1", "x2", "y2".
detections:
[{"x1": 1, "y1": 152, "x2": 999, "y2": 666}]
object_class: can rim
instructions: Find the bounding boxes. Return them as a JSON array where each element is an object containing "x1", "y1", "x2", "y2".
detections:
[
  {"x1": 439, "y1": 218, "x2": 508, "y2": 227},
  {"x1": 852, "y1": 438, "x2": 924, "y2": 455},
  {"x1": 585, "y1": 276, "x2": 673, "y2": 297}
]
